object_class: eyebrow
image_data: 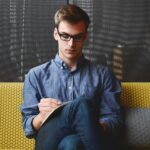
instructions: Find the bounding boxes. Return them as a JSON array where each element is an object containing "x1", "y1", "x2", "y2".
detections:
[{"x1": 58, "y1": 31, "x2": 85, "y2": 36}]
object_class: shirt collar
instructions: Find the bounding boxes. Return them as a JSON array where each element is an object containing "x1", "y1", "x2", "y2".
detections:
[{"x1": 53, "y1": 53, "x2": 86, "y2": 70}]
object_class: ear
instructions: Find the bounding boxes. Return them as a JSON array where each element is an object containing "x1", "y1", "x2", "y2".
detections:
[{"x1": 53, "y1": 27, "x2": 58, "y2": 41}]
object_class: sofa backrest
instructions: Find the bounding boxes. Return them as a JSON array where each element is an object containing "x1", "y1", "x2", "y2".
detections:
[{"x1": 0, "y1": 82, "x2": 150, "y2": 150}]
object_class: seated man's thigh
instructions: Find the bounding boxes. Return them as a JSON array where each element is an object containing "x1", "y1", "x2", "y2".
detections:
[{"x1": 58, "y1": 134, "x2": 84, "y2": 150}]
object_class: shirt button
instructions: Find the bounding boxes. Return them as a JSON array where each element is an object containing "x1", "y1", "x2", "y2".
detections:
[
  {"x1": 69, "y1": 86, "x2": 72, "y2": 90},
  {"x1": 61, "y1": 66, "x2": 63, "y2": 70}
]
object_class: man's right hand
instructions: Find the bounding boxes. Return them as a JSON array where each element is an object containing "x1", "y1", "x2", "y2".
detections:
[{"x1": 32, "y1": 98, "x2": 62, "y2": 130}]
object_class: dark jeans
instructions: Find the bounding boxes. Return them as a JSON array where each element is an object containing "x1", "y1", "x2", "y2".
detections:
[
  {"x1": 35, "y1": 97, "x2": 105, "y2": 150},
  {"x1": 58, "y1": 134, "x2": 84, "y2": 150}
]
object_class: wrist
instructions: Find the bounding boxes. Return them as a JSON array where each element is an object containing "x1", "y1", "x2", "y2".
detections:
[{"x1": 32, "y1": 113, "x2": 44, "y2": 130}]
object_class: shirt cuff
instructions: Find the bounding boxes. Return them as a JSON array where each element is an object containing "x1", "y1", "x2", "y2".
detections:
[{"x1": 24, "y1": 115, "x2": 37, "y2": 138}]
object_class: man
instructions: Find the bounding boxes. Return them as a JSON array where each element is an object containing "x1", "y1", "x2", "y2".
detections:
[{"x1": 21, "y1": 4, "x2": 123, "y2": 150}]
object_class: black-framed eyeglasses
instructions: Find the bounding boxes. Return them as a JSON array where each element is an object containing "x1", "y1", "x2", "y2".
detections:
[{"x1": 57, "y1": 29, "x2": 86, "y2": 42}]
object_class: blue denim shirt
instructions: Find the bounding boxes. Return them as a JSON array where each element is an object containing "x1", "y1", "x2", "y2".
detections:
[{"x1": 20, "y1": 54, "x2": 122, "y2": 138}]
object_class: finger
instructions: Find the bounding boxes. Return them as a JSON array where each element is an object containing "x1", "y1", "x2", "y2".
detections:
[
  {"x1": 39, "y1": 105, "x2": 60, "y2": 114},
  {"x1": 38, "y1": 105, "x2": 53, "y2": 112},
  {"x1": 38, "y1": 101, "x2": 61, "y2": 111},
  {"x1": 39, "y1": 101, "x2": 60, "y2": 109},
  {"x1": 48, "y1": 98, "x2": 62, "y2": 105},
  {"x1": 41, "y1": 98, "x2": 61, "y2": 105}
]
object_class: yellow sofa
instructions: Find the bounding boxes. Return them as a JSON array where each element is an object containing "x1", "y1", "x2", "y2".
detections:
[{"x1": 0, "y1": 82, "x2": 150, "y2": 150}]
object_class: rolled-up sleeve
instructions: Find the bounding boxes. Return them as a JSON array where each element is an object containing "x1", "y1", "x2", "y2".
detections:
[{"x1": 20, "y1": 69, "x2": 41, "y2": 138}]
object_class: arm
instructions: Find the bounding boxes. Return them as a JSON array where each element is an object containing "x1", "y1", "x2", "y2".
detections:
[
  {"x1": 99, "y1": 67, "x2": 123, "y2": 134},
  {"x1": 20, "y1": 69, "x2": 61, "y2": 138},
  {"x1": 20, "y1": 70, "x2": 40, "y2": 138}
]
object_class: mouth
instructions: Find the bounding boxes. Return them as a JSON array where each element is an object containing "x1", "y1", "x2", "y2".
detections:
[
  {"x1": 66, "y1": 48, "x2": 75, "y2": 51},
  {"x1": 65, "y1": 49, "x2": 76, "y2": 53}
]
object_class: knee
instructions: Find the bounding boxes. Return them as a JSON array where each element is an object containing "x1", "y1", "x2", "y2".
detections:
[
  {"x1": 76, "y1": 97, "x2": 99, "y2": 122},
  {"x1": 77, "y1": 97, "x2": 95, "y2": 113},
  {"x1": 58, "y1": 135, "x2": 83, "y2": 150},
  {"x1": 75, "y1": 97, "x2": 92, "y2": 108}
]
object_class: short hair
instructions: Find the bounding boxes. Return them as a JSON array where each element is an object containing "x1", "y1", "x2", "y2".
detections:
[{"x1": 54, "y1": 4, "x2": 90, "y2": 31}]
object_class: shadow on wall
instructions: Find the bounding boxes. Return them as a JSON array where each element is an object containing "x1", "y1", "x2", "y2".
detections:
[{"x1": 112, "y1": 44, "x2": 150, "y2": 82}]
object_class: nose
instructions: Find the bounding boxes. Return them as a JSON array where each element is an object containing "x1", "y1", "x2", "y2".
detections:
[{"x1": 68, "y1": 38, "x2": 74, "y2": 46}]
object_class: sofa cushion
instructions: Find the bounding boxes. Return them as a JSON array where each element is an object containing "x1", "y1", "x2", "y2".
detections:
[{"x1": 124, "y1": 108, "x2": 150, "y2": 149}]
